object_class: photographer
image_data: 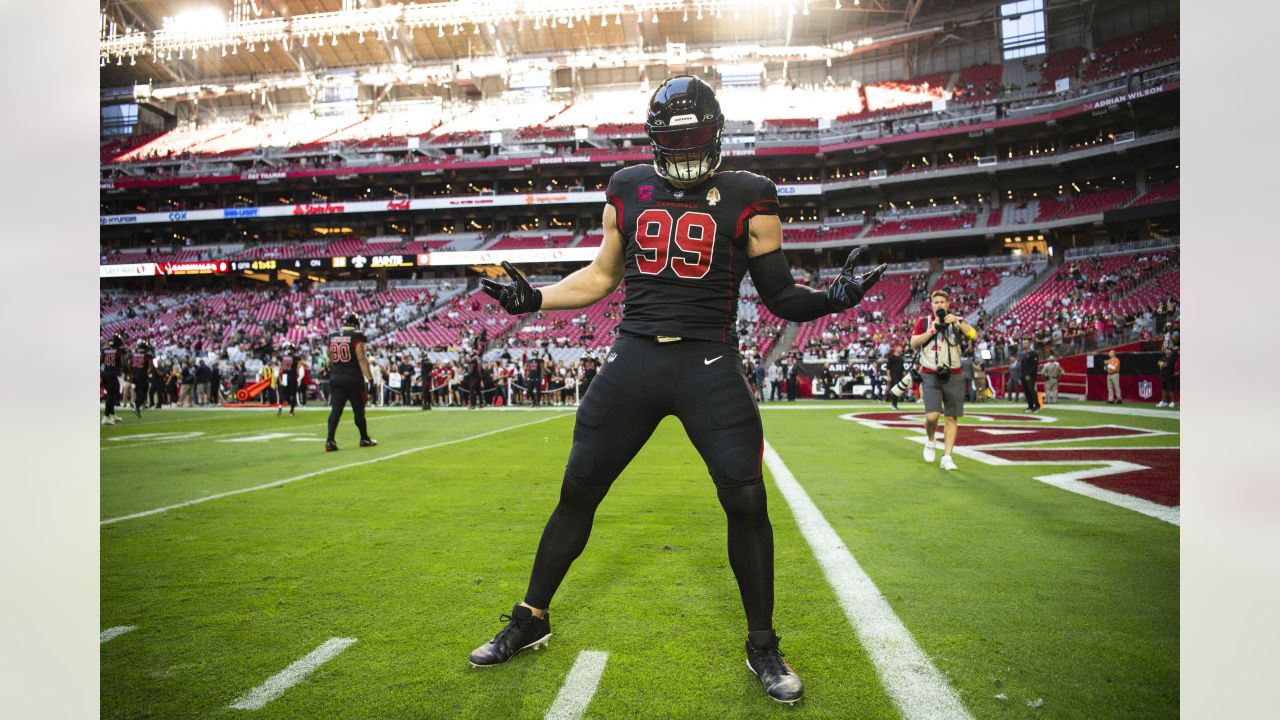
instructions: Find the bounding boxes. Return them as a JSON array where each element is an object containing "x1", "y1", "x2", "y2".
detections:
[{"x1": 909, "y1": 290, "x2": 977, "y2": 471}]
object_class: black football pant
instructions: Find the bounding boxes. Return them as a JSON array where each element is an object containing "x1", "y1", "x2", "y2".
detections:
[
  {"x1": 327, "y1": 377, "x2": 370, "y2": 443},
  {"x1": 103, "y1": 376, "x2": 119, "y2": 417},
  {"x1": 281, "y1": 385, "x2": 297, "y2": 413},
  {"x1": 132, "y1": 375, "x2": 148, "y2": 413},
  {"x1": 1022, "y1": 376, "x2": 1041, "y2": 410},
  {"x1": 523, "y1": 336, "x2": 775, "y2": 632}
]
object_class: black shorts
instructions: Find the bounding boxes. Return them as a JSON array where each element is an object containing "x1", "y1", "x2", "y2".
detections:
[
  {"x1": 1162, "y1": 375, "x2": 1178, "y2": 391},
  {"x1": 570, "y1": 335, "x2": 762, "y2": 490},
  {"x1": 329, "y1": 376, "x2": 367, "y2": 410}
]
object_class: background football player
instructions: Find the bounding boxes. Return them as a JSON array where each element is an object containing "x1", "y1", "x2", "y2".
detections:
[
  {"x1": 127, "y1": 340, "x2": 154, "y2": 418},
  {"x1": 100, "y1": 334, "x2": 124, "y2": 425},
  {"x1": 470, "y1": 75, "x2": 884, "y2": 704},
  {"x1": 277, "y1": 343, "x2": 307, "y2": 417},
  {"x1": 324, "y1": 314, "x2": 377, "y2": 451}
]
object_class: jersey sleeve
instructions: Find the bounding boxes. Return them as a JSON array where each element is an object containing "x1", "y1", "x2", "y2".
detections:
[
  {"x1": 734, "y1": 174, "x2": 781, "y2": 237},
  {"x1": 604, "y1": 168, "x2": 637, "y2": 220}
]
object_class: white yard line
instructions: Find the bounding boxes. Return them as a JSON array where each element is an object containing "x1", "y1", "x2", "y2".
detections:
[
  {"x1": 99, "y1": 626, "x2": 136, "y2": 644},
  {"x1": 228, "y1": 637, "x2": 357, "y2": 711},
  {"x1": 1023, "y1": 403, "x2": 1179, "y2": 419},
  {"x1": 101, "y1": 412, "x2": 422, "y2": 450},
  {"x1": 762, "y1": 441, "x2": 973, "y2": 720},
  {"x1": 544, "y1": 650, "x2": 609, "y2": 720},
  {"x1": 101, "y1": 413, "x2": 572, "y2": 525}
]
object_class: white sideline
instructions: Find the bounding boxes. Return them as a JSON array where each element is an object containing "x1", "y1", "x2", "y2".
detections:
[
  {"x1": 228, "y1": 637, "x2": 356, "y2": 710},
  {"x1": 101, "y1": 412, "x2": 423, "y2": 450},
  {"x1": 100, "y1": 626, "x2": 136, "y2": 644},
  {"x1": 101, "y1": 413, "x2": 572, "y2": 525},
  {"x1": 762, "y1": 441, "x2": 973, "y2": 720},
  {"x1": 544, "y1": 650, "x2": 609, "y2": 720}
]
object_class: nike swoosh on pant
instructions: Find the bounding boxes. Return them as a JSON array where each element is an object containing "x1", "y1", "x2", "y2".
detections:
[{"x1": 704, "y1": 356, "x2": 723, "y2": 365}]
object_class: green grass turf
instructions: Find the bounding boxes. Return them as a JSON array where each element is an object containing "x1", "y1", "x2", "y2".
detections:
[{"x1": 101, "y1": 403, "x2": 1177, "y2": 718}]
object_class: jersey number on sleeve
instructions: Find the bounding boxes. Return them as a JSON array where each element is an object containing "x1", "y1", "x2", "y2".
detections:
[{"x1": 634, "y1": 209, "x2": 717, "y2": 279}]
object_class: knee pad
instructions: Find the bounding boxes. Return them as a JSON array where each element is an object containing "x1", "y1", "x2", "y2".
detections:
[
  {"x1": 556, "y1": 471, "x2": 611, "y2": 514},
  {"x1": 717, "y1": 482, "x2": 769, "y2": 520}
]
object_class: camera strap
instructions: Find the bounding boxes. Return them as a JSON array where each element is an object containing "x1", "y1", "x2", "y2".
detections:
[{"x1": 929, "y1": 313, "x2": 957, "y2": 370}]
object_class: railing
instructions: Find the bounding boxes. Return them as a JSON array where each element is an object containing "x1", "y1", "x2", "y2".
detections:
[
  {"x1": 875, "y1": 205, "x2": 975, "y2": 222},
  {"x1": 943, "y1": 255, "x2": 1049, "y2": 270},
  {"x1": 1063, "y1": 236, "x2": 1179, "y2": 260}
]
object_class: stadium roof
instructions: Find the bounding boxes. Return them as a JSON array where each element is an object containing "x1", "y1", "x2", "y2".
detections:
[{"x1": 100, "y1": 0, "x2": 1006, "y2": 89}]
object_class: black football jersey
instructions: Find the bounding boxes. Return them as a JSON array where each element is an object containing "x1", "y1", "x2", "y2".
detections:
[
  {"x1": 327, "y1": 331, "x2": 367, "y2": 379},
  {"x1": 127, "y1": 350, "x2": 152, "y2": 377},
  {"x1": 281, "y1": 354, "x2": 302, "y2": 384},
  {"x1": 102, "y1": 347, "x2": 120, "y2": 373},
  {"x1": 605, "y1": 165, "x2": 779, "y2": 344}
]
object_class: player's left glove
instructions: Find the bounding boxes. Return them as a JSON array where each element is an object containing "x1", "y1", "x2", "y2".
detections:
[
  {"x1": 826, "y1": 248, "x2": 887, "y2": 311},
  {"x1": 481, "y1": 261, "x2": 543, "y2": 315}
]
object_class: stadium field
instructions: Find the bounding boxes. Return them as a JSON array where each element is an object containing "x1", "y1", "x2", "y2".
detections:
[{"x1": 101, "y1": 401, "x2": 1178, "y2": 719}]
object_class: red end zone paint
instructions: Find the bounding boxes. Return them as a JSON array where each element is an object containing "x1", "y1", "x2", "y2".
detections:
[
  {"x1": 984, "y1": 448, "x2": 1180, "y2": 506},
  {"x1": 841, "y1": 410, "x2": 1179, "y2": 520}
]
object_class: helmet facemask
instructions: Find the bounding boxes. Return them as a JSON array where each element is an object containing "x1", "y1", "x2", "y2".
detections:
[{"x1": 648, "y1": 118, "x2": 723, "y2": 188}]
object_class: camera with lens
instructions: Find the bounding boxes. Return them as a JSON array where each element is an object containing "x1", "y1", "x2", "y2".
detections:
[{"x1": 889, "y1": 367, "x2": 924, "y2": 400}]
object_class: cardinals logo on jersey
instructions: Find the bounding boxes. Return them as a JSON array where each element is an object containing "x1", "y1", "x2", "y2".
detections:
[{"x1": 706, "y1": 187, "x2": 721, "y2": 206}]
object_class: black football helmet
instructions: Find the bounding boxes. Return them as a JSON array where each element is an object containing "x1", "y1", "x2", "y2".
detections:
[
  {"x1": 645, "y1": 75, "x2": 725, "y2": 187},
  {"x1": 110, "y1": 333, "x2": 124, "y2": 349},
  {"x1": 342, "y1": 312, "x2": 362, "y2": 329}
]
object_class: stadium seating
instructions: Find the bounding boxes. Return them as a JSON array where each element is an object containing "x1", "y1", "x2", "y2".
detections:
[
  {"x1": 486, "y1": 234, "x2": 576, "y2": 250},
  {"x1": 991, "y1": 248, "x2": 1180, "y2": 343},
  {"x1": 863, "y1": 71, "x2": 951, "y2": 112},
  {"x1": 1131, "y1": 179, "x2": 1180, "y2": 206},
  {"x1": 1040, "y1": 189, "x2": 1136, "y2": 220},
  {"x1": 864, "y1": 214, "x2": 976, "y2": 238},
  {"x1": 1038, "y1": 48, "x2": 1088, "y2": 92},
  {"x1": 791, "y1": 273, "x2": 920, "y2": 358},
  {"x1": 513, "y1": 288, "x2": 626, "y2": 350},
  {"x1": 387, "y1": 289, "x2": 518, "y2": 350},
  {"x1": 954, "y1": 64, "x2": 1002, "y2": 102},
  {"x1": 1083, "y1": 23, "x2": 1179, "y2": 82}
]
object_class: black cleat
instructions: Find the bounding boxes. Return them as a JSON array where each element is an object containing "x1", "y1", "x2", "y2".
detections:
[
  {"x1": 746, "y1": 630, "x2": 804, "y2": 704},
  {"x1": 468, "y1": 604, "x2": 551, "y2": 667},
  {"x1": 325, "y1": 441, "x2": 338, "y2": 452},
  {"x1": 359, "y1": 438, "x2": 378, "y2": 448}
]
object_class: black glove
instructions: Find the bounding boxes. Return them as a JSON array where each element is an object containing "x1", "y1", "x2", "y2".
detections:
[
  {"x1": 826, "y1": 248, "x2": 887, "y2": 311},
  {"x1": 480, "y1": 261, "x2": 542, "y2": 315}
]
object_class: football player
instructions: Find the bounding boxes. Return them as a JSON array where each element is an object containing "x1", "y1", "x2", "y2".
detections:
[
  {"x1": 324, "y1": 314, "x2": 377, "y2": 451},
  {"x1": 277, "y1": 343, "x2": 307, "y2": 417},
  {"x1": 470, "y1": 75, "x2": 884, "y2": 704},
  {"x1": 127, "y1": 340, "x2": 154, "y2": 418},
  {"x1": 101, "y1": 334, "x2": 124, "y2": 425}
]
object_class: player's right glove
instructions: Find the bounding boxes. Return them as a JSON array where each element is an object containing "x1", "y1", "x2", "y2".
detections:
[
  {"x1": 481, "y1": 261, "x2": 543, "y2": 315},
  {"x1": 826, "y1": 248, "x2": 887, "y2": 311}
]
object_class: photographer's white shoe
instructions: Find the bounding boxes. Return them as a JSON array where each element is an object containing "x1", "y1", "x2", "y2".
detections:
[
  {"x1": 1156, "y1": 401, "x2": 1167, "y2": 407},
  {"x1": 923, "y1": 444, "x2": 936, "y2": 463},
  {"x1": 940, "y1": 455, "x2": 958, "y2": 471}
]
